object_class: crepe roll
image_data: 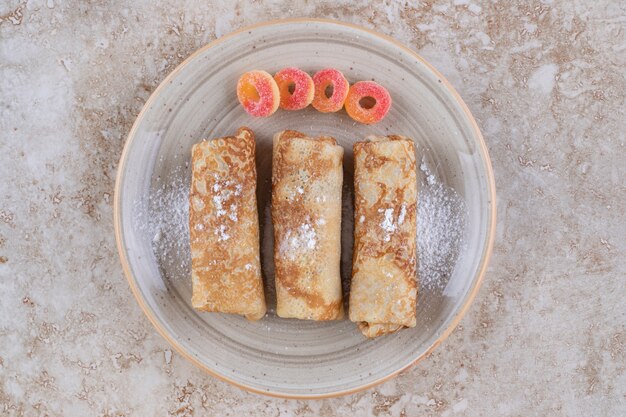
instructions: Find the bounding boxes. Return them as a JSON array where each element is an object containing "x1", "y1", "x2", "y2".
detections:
[
  {"x1": 349, "y1": 135, "x2": 418, "y2": 337},
  {"x1": 272, "y1": 130, "x2": 344, "y2": 320},
  {"x1": 189, "y1": 127, "x2": 266, "y2": 320}
]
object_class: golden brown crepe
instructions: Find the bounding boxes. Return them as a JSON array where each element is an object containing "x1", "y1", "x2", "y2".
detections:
[
  {"x1": 349, "y1": 135, "x2": 418, "y2": 337},
  {"x1": 189, "y1": 127, "x2": 266, "y2": 320},
  {"x1": 272, "y1": 130, "x2": 344, "y2": 320}
]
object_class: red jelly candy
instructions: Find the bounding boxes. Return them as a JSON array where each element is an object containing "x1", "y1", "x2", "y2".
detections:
[
  {"x1": 311, "y1": 68, "x2": 350, "y2": 113},
  {"x1": 274, "y1": 67, "x2": 314, "y2": 111},
  {"x1": 237, "y1": 70, "x2": 280, "y2": 117},
  {"x1": 344, "y1": 81, "x2": 392, "y2": 124}
]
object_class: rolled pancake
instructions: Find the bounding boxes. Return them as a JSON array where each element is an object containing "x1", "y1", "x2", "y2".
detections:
[
  {"x1": 272, "y1": 130, "x2": 344, "y2": 320},
  {"x1": 189, "y1": 127, "x2": 266, "y2": 320},
  {"x1": 349, "y1": 135, "x2": 418, "y2": 337}
]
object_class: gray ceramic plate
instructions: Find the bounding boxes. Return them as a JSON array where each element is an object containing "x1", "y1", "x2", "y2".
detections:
[{"x1": 114, "y1": 19, "x2": 496, "y2": 398}]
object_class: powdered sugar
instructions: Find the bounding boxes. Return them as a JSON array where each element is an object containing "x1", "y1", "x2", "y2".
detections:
[
  {"x1": 379, "y1": 207, "x2": 397, "y2": 242},
  {"x1": 211, "y1": 180, "x2": 239, "y2": 223},
  {"x1": 228, "y1": 204, "x2": 238, "y2": 222},
  {"x1": 279, "y1": 220, "x2": 317, "y2": 259},
  {"x1": 377, "y1": 203, "x2": 407, "y2": 242},
  {"x1": 398, "y1": 204, "x2": 407, "y2": 225},
  {"x1": 133, "y1": 168, "x2": 242, "y2": 277},
  {"x1": 133, "y1": 155, "x2": 466, "y2": 297},
  {"x1": 215, "y1": 224, "x2": 230, "y2": 241},
  {"x1": 134, "y1": 168, "x2": 191, "y2": 279},
  {"x1": 417, "y1": 160, "x2": 467, "y2": 292}
]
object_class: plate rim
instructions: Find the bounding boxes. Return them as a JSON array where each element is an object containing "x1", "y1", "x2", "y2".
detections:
[{"x1": 113, "y1": 17, "x2": 497, "y2": 399}]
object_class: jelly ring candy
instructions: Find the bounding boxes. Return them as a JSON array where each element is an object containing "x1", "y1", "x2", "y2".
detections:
[
  {"x1": 237, "y1": 70, "x2": 280, "y2": 117},
  {"x1": 274, "y1": 67, "x2": 314, "y2": 111},
  {"x1": 344, "y1": 81, "x2": 392, "y2": 124},
  {"x1": 311, "y1": 68, "x2": 350, "y2": 113}
]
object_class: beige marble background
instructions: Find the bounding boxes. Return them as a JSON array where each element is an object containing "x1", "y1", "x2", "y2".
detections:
[{"x1": 1, "y1": 0, "x2": 625, "y2": 415}]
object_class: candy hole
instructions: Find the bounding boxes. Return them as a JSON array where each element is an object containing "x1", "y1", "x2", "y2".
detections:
[
  {"x1": 242, "y1": 83, "x2": 260, "y2": 101},
  {"x1": 359, "y1": 96, "x2": 377, "y2": 109},
  {"x1": 324, "y1": 84, "x2": 334, "y2": 98},
  {"x1": 287, "y1": 83, "x2": 296, "y2": 95}
]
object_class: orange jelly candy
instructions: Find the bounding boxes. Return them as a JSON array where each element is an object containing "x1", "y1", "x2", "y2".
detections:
[
  {"x1": 344, "y1": 81, "x2": 392, "y2": 124},
  {"x1": 311, "y1": 68, "x2": 349, "y2": 113},
  {"x1": 237, "y1": 70, "x2": 280, "y2": 117},
  {"x1": 274, "y1": 67, "x2": 314, "y2": 111}
]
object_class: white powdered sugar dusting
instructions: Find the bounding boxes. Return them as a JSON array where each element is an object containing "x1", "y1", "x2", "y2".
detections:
[
  {"x1": 132, "y1": 156, "x2": 467, "y2": 296},
  {"x1": 215, "y1": 224, "x2": 230, "y2": 241},
  {"x1": 279, "y1": 219, "x2": 317, "y2": 260},
  {"x1": 379, "y1": 207, "x2": 397, "y2": 242},
  {"x1": 417, "y1": 160, "x2": 467, "y2": 292},
  {"x1": 211, "y1": 180, "x2": 239, "y2": 224},
  {"x1": 134, "y1": 169, "x2": 191, "y2": 278},
  {"x1": 398, "y1": 204, "x2": 407, "y2": 225},
  {"x1": 228, "y1": 204, "x2": 238, "y2": 222}
]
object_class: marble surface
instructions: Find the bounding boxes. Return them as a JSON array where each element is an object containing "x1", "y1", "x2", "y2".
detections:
[{"x1": 1, "y1": 0, "x2": 624, "y2": 415}]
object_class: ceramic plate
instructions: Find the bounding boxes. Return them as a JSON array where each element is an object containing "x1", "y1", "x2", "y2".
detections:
[{"x1": 114, "y1": 19, "x2": 496, "y2": 398}]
